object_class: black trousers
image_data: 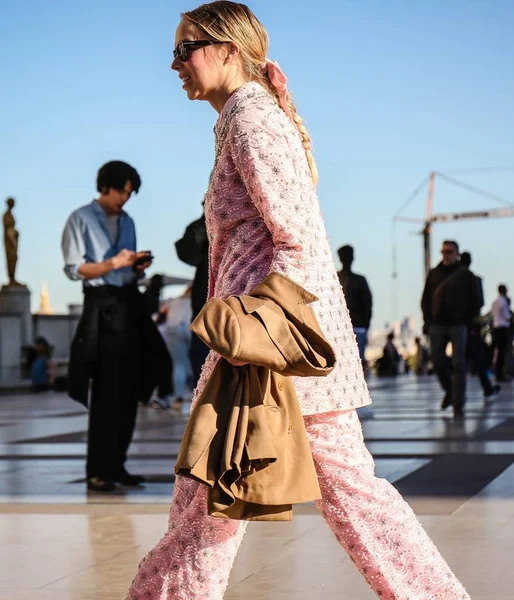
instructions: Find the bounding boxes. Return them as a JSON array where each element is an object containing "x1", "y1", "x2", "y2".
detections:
[
  {"x1": 139, "y1": 331, "x2": 173, "y2": 404},
  {"x1": 493, "y1": 327, "x2": 510, "y2": 380},
  {"x1": 189, "y1": 333, "x2": 210, "y2": 387},
  {"x1": 86, "y1": 302, "x2": 140, "y2": 480},
  {"x1": 467, "y1": 335, "x2": 493, "y2": 395},
  {"x1": 429, "y1": 324, "x2": 468, "y2": 409}
]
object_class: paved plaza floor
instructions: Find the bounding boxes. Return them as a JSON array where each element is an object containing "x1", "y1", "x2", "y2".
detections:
[{"x1": 1, "y1": 375, "x2": 514, "y2": 598}]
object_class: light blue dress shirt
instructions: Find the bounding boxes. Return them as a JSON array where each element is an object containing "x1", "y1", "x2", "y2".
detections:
[{"x1": 61, "y1": 200, "x2": 137, "y2": 287}]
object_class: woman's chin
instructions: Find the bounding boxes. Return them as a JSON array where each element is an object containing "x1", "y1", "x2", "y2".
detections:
[{"x1": 185, "y1": 87, "x2": 208, "y2": 102}]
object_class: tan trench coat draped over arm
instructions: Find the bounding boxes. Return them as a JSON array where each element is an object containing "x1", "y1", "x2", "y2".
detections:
[{"x1": 175, "y1": 273, "x2": 337, "y2": 521}]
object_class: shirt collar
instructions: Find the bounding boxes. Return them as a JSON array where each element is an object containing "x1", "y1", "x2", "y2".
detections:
[{"x1": 91, "y1": 199, "x2": 128, "y2": 221}]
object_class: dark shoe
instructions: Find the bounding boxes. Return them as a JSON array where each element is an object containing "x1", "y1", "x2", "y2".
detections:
[
  {"x1": 453, "y1": 407, "x2": 465, "y2": 419},
  {"x1": 87, "y1": 477, "x2": 117, "y2": 492},
  {"x1": 112, "y1": 469, "x2": 146, "y2": 486},
  {"x1": 485, "y1": 384, "x2": 501, "y2": 399},
  {"x1": 440, "y1": 394, "x2": 452, "y2": 410}
]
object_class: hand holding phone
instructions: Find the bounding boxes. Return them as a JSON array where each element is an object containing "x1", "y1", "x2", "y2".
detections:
[
  {"x1": 133, "y1": 250, "x2": 154, "y2": 271},
  {"x1": 134, "y1": 251, "x2": 153, "y2": 267},
  {"x1": 111, "y1": 249, "x2": 138, "y2": 270}
]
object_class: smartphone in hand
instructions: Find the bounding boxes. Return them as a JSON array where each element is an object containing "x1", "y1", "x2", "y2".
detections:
[{"x1": 134, "y1": 251, "x2": 154, "y2": 267}]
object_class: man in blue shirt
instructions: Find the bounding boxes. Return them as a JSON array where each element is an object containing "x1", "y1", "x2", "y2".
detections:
[{"x1": 62, "y1": 161, "x2": 155, "y2": 492}]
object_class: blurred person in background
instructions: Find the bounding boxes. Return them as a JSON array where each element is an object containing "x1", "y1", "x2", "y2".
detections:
[
  {"x1": 175, "y1": 208, "x2": 210, "y2": 385},
  {"x1": 376, "y1": 332, "x2": 401, "y2": 377},
  {"x1": 62, "y1": 160, "x2": 155, "y2": 493},
  {"x1": 147, "y1": 307, "x2": 175, "y2": 409},
  {"x1": 337, "y1": 244, "x2": 372, "y2": 369},
  {"x1": 142, "y1": 273, "x2": 165, "y2": 316},
  {"x1": 491, "y1": 284, "x2": 512, "y2": 382},
  {"x1": 29, "y1": 336, "x2": 55, "y2": 392},
  {"x1": 421, "y1": 241, "x2": 482, "y2": 418},
  {"x1": 141, "y1": 274, "x2": 174, "y2": 409},
  {"x1": 467, "y1": 320, "x2": 500, "y2": 399},
  {"x1": 163, "y1": 287, "x2": 193, "y2": 410},
  {"x1": 414, "y1": 336, "x2": 430, "y2": 375}
]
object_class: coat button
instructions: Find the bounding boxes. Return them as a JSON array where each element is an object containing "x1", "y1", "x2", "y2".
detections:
[
  {"x1": 287, "y1": 425, "x2": 293, "y2": 434},
  {"x1": 278, "y1": 381, "x2": 284, "y2": 391}
]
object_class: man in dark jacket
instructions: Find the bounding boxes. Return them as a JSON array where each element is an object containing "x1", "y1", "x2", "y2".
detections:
[
  {"x1": 421, "y1": 241, "x2": 483, "y2": 417},
  {"x1": 337, "y1": 245, "x2": 372, "y2": 366},
  {"x1": 175, "y1": 211, "x2": 209, "y2": 385}
]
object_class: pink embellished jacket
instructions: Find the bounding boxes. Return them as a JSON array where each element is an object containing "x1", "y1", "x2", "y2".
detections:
[{"x1": 199, "y1": 81, "x2": 371, "y2": 415}]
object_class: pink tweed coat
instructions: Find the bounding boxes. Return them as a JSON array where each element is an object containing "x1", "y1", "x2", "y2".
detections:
[{"x1": 200, "y1": 81, "x2": 371, "y2": 415}]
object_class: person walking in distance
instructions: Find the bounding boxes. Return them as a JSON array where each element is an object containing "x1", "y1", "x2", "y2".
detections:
[
  {"x1": 421, "y1": 241, "x2": 482, "y2": 418},
  {"x1": 491, "y1": 284, "x2": 512, "y2": 382},
  {"x1": 175, "y1": 208, "x2": 210, "y2": 385},
  {"x1": 337, "y1": 245, "x2": 372, "y2": 368},
  {"x1": 62, "y1": 161, "x2": 155, "y2": 493},
  {"x1": 164, "y1": 287, "x2": 194, "y2": 410},
  {"x1": 126, "y1": 3, "x2": 469, "y2": 598},
  {"x1": 458, "y1": 252, "x2": 499, "y2": 399}
]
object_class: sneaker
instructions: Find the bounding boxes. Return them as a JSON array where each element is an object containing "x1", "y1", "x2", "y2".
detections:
[{"x1": 151, "y1": 396, "x2": 171, "y2": 409}]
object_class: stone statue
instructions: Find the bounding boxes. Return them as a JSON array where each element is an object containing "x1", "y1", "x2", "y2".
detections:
[{"x1": 3, "y1": 197, "x2": 21, "y2": 286}]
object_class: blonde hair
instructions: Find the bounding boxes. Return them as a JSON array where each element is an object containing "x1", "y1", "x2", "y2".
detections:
[{"x1": 183, "y1": 1, "x2": 318, "y2": 185}]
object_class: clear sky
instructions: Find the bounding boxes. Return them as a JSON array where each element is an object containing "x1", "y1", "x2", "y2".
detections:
[{"x1": 1, "y1": 0, "x2": 513, "y2": 330}]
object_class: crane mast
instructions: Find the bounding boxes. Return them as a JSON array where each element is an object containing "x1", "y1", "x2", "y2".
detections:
[{"x1": 394, "y1": 171, "x2": 514, "y2": 279}]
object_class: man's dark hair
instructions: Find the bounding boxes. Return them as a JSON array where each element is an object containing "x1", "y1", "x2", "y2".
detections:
[
  {"x1": 499, "y1": 284, "x2": 508, "y2": 295},
  {"x1": 460, "y1": 251, "x2": 471, "y2": 267},
  {"x1": 337, "y1": 244, "x2": 354, "y2": 264},
  {"x1": 96, "y1": 161, "x2": 141, "y2": 194},
  {"x1": 442, "y1": 240, "x2": 459, "y2": 252}
]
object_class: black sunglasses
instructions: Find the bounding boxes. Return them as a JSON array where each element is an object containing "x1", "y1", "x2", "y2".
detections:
[{"x1": 173, "y1": 40, "x2": 225, "y2": 62}]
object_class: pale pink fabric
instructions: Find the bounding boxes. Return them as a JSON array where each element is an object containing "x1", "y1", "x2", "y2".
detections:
[
  {"x1": 126, "y1": 411, "x2": 469, "y2": 599},
  {"x1": 205, "y1": 81, "x2": 370, "y2": 414},
  {"x1": 125, "y1": 81, "x2": 469, "y2": 600}
]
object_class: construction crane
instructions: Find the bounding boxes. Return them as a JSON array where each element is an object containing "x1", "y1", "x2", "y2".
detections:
[{"x1": 394, "y1": 170, "x2": 514, "y2": 280}]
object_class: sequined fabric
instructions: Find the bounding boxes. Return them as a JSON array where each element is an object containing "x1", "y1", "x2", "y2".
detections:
[
  {"x1": 126, "y1": 410, "x2": 469, "y2": 600},
  {"x1": 307, "y1": 411, "x2": 469, "y2": 600},
  {"x1": 125, "y1": 81, "x2": 468, "y2": 599},
  {"x1": 205, "y1": 81, "x2": 370, "y2": 414}
]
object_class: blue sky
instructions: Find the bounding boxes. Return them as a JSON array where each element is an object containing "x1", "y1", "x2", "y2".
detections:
[{"x1": 1, "y1": 0, "x2": 513, "y2": 329}]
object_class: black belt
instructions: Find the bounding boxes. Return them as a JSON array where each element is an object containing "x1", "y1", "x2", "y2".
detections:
[{"x1": 83, "y1": 284, "x2": 138, "y2": 302}]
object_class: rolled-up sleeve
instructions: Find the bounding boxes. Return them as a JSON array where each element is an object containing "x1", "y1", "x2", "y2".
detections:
[{"x1": 61, "y1": 214, "x2": 86, "y2": 281}]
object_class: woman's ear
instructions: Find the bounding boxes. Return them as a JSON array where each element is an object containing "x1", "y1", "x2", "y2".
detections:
[{"x1": 224, "y1": 42, "x2": 240, "y2": 64}]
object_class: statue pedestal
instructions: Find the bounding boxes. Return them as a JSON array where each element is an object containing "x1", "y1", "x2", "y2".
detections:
[{"x1": 0, "y1": 285, "x2": 32, "y2": 346}]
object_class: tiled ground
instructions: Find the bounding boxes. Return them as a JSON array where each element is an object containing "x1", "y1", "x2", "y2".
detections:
[{"x1": 1, "y1": 375, "x2": 514, "y2": 598}]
